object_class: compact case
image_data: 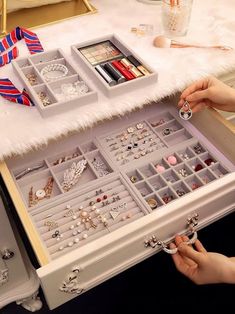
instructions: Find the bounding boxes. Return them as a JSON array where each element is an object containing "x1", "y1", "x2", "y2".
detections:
[{"x1": 1, "y1": 101, "x2": 235, "y2": 309}]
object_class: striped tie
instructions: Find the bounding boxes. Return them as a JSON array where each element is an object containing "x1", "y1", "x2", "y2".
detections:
[
  {"x1": 0, "y1": 78, "x2": 35, "y2": 106},
  {"x1": 0, "y1": 26, "x2": 44, "y2": 67}
]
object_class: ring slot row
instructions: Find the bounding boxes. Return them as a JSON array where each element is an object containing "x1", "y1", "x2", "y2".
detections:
[{"x1": 28, "y1": 177, "x2": 147, "y2": 259}]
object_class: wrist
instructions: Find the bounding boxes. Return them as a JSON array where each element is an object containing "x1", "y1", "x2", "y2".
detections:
[
  {"x1": 227, "y1": 88, "x2": 235, "y2": 111},
  {"x1": 222, "y1": 258, "x2": 235, "y2": 283}
]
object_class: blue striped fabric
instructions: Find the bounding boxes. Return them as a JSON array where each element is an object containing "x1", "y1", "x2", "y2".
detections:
[
  {"x1": 0, "y1": 26, "x2": 44, "y2": 66},
  {"x1": 0, "y1": 78, "x2": 35, "y2": 106}
]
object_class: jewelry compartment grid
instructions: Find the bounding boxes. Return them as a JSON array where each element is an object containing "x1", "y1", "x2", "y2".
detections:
[
  {"x1": 124, "y1": 140, "x2": 232, "y2": 212},
  {"x1": 71, "y1": 34, "x2": 158, "y2": 97},
  {"x1": 10, "y1": 141, "x2": 115, "y2": 210},
  {"x1": 28, "y1": 175, "x2": 149, "y2": 260},
  {"x1": 97, "y1": 111, "x2": 193, "y2": 167},
  {"x1": 12, "y1": 49, "x2": 97, "y2": 117}
]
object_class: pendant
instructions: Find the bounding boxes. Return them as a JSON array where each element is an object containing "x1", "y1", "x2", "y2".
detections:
[{"x1": 179, "y1": 101, "x2": 192, "y2": 120}]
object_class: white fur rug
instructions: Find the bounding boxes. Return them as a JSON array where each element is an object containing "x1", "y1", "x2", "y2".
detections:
[{"x1": 1, "y1": 0, "x2": 235, "y2": 160}]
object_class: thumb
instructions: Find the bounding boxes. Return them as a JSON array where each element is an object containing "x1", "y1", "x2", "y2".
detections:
[
  {"x1": 178, "y1": 243, "x2": 204, "y2": 264},
  {"x1": 186, "y1": 90, "x2": 208, "y2": 102}
]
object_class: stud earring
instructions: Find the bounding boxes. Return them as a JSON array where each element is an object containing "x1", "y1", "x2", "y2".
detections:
[
  {"x1": 64, "y1": 208, "x2": 79, "y2": 219},
  {"x1": 155, "y1": 164, "x2": 166, "y2": 173},
  {"x1": 52, "y1": 230, "x2": 63, "y2": 240},
  {"x1": 121, "y1": 212, "x2": 132, "y2": 221},
  {"x1": 162, "y1": 193, "x2": 174, "y2": 204},
  {"x1": 176, "y1": 189, "x2": 186, "y2": 197},
  {"x1": 130, "y1": 175, "x2": 137, "y2": 183},
  {"x1": 193, "y1": 164, "x2": 203, "y2": 172},
  {"x1": 167, "y1": 155, "x2": 177, "y2": 165},
  {"x1": 89, "y1": 201, "x2": 97, "y2": 211},
  {"x1": 146, "y1": 198, "x2": 158, "y2": 210},
  {"x1": 162, "y1": 128, "x2": 172, "y2": 136},
  {"x1": 109, "y1": 209, "x2": 120, "y2": 220},
  {"x1": 204, "y1": 158, "x2": 215, "y2": 166},
  {"x1": 112, "y1": 196, "x2": 120, "y2": 203},
  {"x1": 127, "y1": 126, "x2": 135, "y2": 133},
  {"x1": 44, "y1": 220, "x2": 58, "y2": 231},
  {"x1": 136, "y1": 123, "x2": 144, "y2": 130},
  {"x1": 102, "y1": 200, "x2": 109, "y2": 207},
  {"x1": 95, "y1": 189, "x2": 104, "y2": 195}
]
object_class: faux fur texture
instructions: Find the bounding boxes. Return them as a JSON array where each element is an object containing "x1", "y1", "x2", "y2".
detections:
[{"x1": 1, "y1": 0, "x2": 235, "y2": 160}]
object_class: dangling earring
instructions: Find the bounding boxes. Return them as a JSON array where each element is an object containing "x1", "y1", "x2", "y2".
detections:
[{"x1": 179, "y1": 101, "x2": 192, "y2": 120}]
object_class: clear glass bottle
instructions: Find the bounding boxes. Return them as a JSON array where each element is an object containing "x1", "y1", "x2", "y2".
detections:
[{"x1": 161, "y1": 0, "x2": 193, "y2": 37}]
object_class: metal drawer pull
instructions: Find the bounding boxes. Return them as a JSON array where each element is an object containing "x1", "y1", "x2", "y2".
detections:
[
  {"x1": 0, "y1": 268, "x2": 9, "y2": 287},
  {"x1": 0, "y1": 257, "x2": 9, "y2": 287},
  {"x1": 1, "y1": 248, "x2": 15, "y2": 260},
  {"x1": 144, "y1": 213, "x2": 199, "y2": 255},
  {"x1": 59, "y1": 266, "x2": 85, "y2": 295}
]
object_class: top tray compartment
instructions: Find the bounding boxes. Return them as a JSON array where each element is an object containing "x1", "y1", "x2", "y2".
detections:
[
  {"x1": 71, "y1": 34, "x2": 158, "y2": 97},
  {"x1": 12, "y1": 49, "x2": 98, "y2": 118}
]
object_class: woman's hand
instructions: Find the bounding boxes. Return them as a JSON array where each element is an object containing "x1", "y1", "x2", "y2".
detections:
[
  {"x1": 178, "y1": 76, "x2": 235, "y2": 113},
  {"x1": 170, "y1": 235, "x2": 235, "y2": 284}
]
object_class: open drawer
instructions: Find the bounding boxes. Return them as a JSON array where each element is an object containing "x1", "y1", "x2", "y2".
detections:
[
  {"x1": 215, "y1": 72, "x2": 235, "y2": 134},
  {"x1": 0, "y1": 101, "x2": 234, "y2": 309}
]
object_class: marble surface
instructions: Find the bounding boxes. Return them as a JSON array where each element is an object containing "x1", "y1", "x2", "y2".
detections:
[{"x1": 1, "y1": 0, "x2": 235, "y2": 160}]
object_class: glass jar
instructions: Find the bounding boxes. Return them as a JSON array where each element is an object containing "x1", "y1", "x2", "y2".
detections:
[{"x1": 161, "y1": 0, "x2": 193, "y2": 37}]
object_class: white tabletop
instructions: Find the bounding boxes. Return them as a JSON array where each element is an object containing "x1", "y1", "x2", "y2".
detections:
[{"x1": 1, "y1": 0, "x2": 235, "y2": 160}]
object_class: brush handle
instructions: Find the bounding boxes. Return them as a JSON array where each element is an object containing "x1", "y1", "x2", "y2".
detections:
[{"x1": 171, "y1": 41, "x2": 232, "y2": 50}]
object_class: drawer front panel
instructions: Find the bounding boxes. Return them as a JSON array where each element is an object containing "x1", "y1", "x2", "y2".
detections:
[{"x1": 38, "y1": 175, "x2": 235, "y2": 309}]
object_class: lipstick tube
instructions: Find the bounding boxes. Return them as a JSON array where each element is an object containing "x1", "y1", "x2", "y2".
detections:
[
  {"x1": 103, "y1": 62, "x2": 126, "y2": 84},
  {"x1": 95, "y1": 65, "x2": 117, "y2": 86},
  {"x1": 111, "y1": 60, "x2": 135, "y2": 80},
  {"x1": 120, "y1": 58, "x2": 143, "y2": 78},
  {"x1": 126, "y1": 55, "x2": 151, "y2": 76}
]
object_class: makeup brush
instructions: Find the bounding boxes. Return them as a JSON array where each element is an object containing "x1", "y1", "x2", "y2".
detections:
[{"x1": 153, "y1": 35, "x2": 232, "y2": 50}]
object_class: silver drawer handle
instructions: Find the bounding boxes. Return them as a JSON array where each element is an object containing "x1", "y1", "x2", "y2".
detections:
[
  {"x1": 59, "y1": 266, "x2": 84, "y2": 295},
  {"x1": 144, "y1": 213, "x2": 199, "y2": 255},
  {"x1": 0, "y1": 256, "x2": 9, "y2": 287},
  {"x1": 158, "y1": 228, "x2": 198, "y2": 254},
  {"x1": 0, "y1": 268, "x2": 9, "y2": 287},
  {"x1": 1, "y1": 248, "x2": 15, "y2": 260}
]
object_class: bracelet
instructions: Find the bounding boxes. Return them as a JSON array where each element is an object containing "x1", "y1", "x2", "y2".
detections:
[
  {"x1": 15, "y1": 163, "x2": 45, "y2": 179},
  {"x1": 40, "y1": 63, "x2": 68, "y2": 82}
]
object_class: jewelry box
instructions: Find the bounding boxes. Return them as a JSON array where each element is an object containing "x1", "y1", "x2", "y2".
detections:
[
  {"x1": 12, "y1": 34, "x2": 158, "y2": 117},
  {"x1": 1, "y1": 100, "x2": 234, "y2": 309},
  {"x1": 12, "y1": 48, "x2": 98, "y2": 117},
  {"x1": 71, "y1": 34, "x2": 158, "y2": 97}
]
